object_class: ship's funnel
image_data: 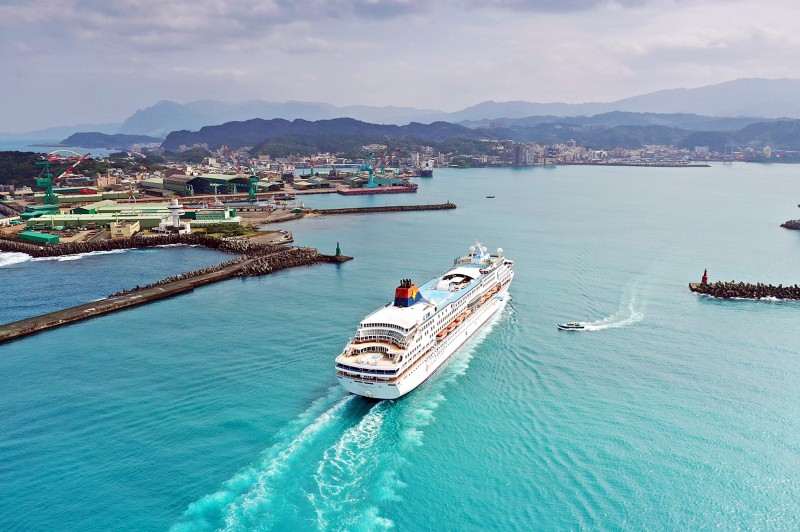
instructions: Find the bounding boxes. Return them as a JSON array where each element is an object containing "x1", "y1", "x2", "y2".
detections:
[{"x1": 394, "y1": 278, "x2": 421, "y2": 307}]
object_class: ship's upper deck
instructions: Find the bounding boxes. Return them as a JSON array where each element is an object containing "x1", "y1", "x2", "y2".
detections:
[{"x1": 358, "y1": 244, "x2": 507, "y2": 331}]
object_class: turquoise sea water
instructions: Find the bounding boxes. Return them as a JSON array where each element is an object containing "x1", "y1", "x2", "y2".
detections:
[{"x1": 2, "y1": 164, "x2": 800, "y2": 530}]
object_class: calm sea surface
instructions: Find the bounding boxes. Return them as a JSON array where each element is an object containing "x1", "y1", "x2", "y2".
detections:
[{"x1": 1, "y1": 164, "x2": 799, "y2": 530}]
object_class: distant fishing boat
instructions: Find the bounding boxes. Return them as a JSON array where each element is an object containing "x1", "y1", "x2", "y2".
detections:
[{"x1": 557, "y1": 322, "x2": 585, "y2": 331}]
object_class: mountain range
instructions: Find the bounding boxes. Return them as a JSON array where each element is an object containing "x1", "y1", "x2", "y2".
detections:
[
  {"x1": 3, "y1": 78, "x2": 800, "y2": 140},
  {"x1": 160, "y1": 115, "x2": 800, "y2": 155}
]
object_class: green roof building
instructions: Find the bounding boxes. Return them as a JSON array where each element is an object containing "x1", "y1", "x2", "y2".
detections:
[{"x1": 19, "y1": 231, "x2": 60, "y2": 244}]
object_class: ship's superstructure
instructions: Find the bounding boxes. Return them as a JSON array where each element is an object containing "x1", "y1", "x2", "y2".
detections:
[{"x1": 336, "y1": 242, "x2": 514, "y2": 399}]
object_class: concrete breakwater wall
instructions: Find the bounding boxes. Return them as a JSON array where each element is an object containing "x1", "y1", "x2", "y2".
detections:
[
  {"x1": 0, "y1": 233, "x2": 281, "y2": 258},
  {"x1": 312, "y1": 202, "x2": 457, "y2": 215},
  {"x1": 238, "y1": 247, "x2": 322, "y2": 276},
  {"x1": 107, "y1": 257, "x2": 245, "y2": 298},
  {"x1": 690, "y1": 281, "x2": 800, "y2": 300}
]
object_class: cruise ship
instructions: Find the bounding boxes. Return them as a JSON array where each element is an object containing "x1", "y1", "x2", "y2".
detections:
[{"x1": 336, "y1": 243, "x2": 514, "y2": 399}]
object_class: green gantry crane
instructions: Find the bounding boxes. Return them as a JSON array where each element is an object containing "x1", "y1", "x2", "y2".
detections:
[{"x1": 35, "y1": 150, "x2": 91, "y2": 205}]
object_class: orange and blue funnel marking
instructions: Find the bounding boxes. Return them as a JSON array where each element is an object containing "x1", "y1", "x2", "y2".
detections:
[{"x1": 394, "y1": 278, "x2": 421, "y2": 307}]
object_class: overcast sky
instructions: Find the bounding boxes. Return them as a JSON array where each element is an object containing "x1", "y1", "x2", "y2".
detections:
[{"x1": 1, "y1": 0, "x2": 799, "y2": 131}]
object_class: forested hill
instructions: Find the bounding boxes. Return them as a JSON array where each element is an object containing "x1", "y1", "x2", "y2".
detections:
[
  {"x1": 60, "y1": 132, "x2": 163, "y2": 149},
  {"x1": 160, "y1": 118, "x2": 484, "y2": 151},
  {"x1": 0, "y1": 151, "x2": 40, "y2": 187},
  {"x1": 160, "y1": 116, "x2": 800, "y2": 155}
]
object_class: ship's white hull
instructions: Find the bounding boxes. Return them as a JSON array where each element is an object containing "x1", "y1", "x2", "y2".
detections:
[{"x1": 338, "y1": 284, "x2": 511, "y2": 400}]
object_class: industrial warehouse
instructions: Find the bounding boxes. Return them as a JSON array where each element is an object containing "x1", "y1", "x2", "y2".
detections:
[{"x1": 21, "y1": 199, "x2": 240, "y2": 232}]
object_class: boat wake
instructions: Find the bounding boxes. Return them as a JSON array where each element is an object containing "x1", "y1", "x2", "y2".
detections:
[
  {"x1": 172, "y1": 305, "x2": 511, "y2": 531},
  {"x1": 582, "y1": 283, "x2": 644, "y2": 331},
  {"x1": 0, "y1": 252, "x2": 31, "y2": 267},
  {"x1": 171, "y1": 386, "x2": 354, "y2": 531},
  {"x1": 308, "y1": 401, "x2": 391, "y2": 530},
  {"x1": 306, "y1": 305, "x2": 509, "y2": 530}
]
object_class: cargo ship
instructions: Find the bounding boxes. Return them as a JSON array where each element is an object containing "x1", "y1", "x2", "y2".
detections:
[
  {"x1": 336, "y1": 183, "x2": 417, "y2": 196},
  {"x1": 418, "y1": 160, "x2": 434, "y2": 177},
  {"x1": 335, "y1": 242, "x2": 514, "y2": 399}
]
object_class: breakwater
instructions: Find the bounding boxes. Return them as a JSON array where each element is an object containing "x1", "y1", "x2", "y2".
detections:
[
  {"x1": 0, "y1": 233, "x2": 280, "y2": 258},
  {"x1": 0, "y1": 200, "x2": 22, "y2": 216},
  {"x1": 313, "y1": 202, "x2": 456, "y2": 215},
  {"x1": 0, "y1": 237, "x2": 352, "y2": 344},
  {"x1": 780, "y1": 220, "x2": 800, "y2": 230},
  {"x1": 689, "y1": 281, "x2": 800, "y2": 300}
]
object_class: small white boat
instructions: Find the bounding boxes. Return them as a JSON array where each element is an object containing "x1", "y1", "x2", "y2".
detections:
[{"x1": 557, "y1": 322, "x2": 585, "y2": 331}]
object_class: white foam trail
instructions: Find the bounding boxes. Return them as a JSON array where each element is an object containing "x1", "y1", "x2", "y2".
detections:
[
  {"x1": 306, "y1": 309, "x2": 511, "y2": 531},
  {"x1": 583, "y1": 284, "x2": 644, "y2": 331},
  {"x1": 173, "y1": 305, "x2": 513, "y2": 531},
  {"x1": 171, "y1": 387, "x2": 352, "y2": 532},
  {"x1": 0, "y1": 252, "x2": 31, "y2": 267},
  {"x1": 309, "y1": 403, "x2": 387, "y2": 530},
  {"x1": 31, "y1": 249, "x2": 129, "y2": 262}
]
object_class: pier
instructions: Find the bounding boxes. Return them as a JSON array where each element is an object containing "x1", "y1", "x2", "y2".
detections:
[
  {"x1": 312, "y1": 202, "x2": 456, "y2": 215},
  {"x1": 0, "y1": 236, "x2": 352, "y2": 345}
]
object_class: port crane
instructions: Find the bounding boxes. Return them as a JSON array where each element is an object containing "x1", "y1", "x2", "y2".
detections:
[
  {"x1": 35, "y1": 149, "x2": 91, "y2": 204},
  {"x1": 360, "y1": 153, "x2": 378, "y2": 188},
  {"x1": 246, "y1": 166, "x2": 260, "y2": 200}
]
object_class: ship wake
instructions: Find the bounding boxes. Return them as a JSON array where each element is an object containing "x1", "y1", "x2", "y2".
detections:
[
  {"x1": 583, "y1": 283, "x2": 644, "y2": 331},
  {"x1": 171, "y1": 387, "x2": 354, "y2": 531},
  {"x1": 171, "y1": 305, "x2": 511, "y2": 531},
  {"x1": 306, "y1": 303, "x2": 510, "y2": 530}
]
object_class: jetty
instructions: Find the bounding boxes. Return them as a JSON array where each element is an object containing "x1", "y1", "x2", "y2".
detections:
[
  {"x1": 688, "y1": 269, "x2": 800, "y2": 300},
  {"x1": 0, "y1": 235, "x2": 352, "y2": 345},
  {"x1": 312, "y1": 202, "x2": 456, "y2": 216}
]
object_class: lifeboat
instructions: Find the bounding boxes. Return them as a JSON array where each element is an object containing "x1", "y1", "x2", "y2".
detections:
[{"x1": 436, "y1": 330, "x2": 448, "y2": 340}]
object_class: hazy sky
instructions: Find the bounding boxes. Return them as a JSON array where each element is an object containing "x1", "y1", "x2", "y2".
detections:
[{"x1": 2, "y1": 0, "x2": 799, "y2": 131}]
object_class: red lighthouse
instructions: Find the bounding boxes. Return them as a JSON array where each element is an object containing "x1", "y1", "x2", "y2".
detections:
[{"x1": 701, "y1": 268, "x2": 708, "y2": 285}]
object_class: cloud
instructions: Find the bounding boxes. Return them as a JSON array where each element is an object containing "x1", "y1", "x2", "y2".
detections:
[
  {"x1": 2, "y1": 0, "x2": 800, "y2": 131},
  {"x1": 456, "y1": 0, "x2": 653, "y2": 12},
  {"x1": 0, "y1": 0, "x2": 429, "y2": 54}
]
